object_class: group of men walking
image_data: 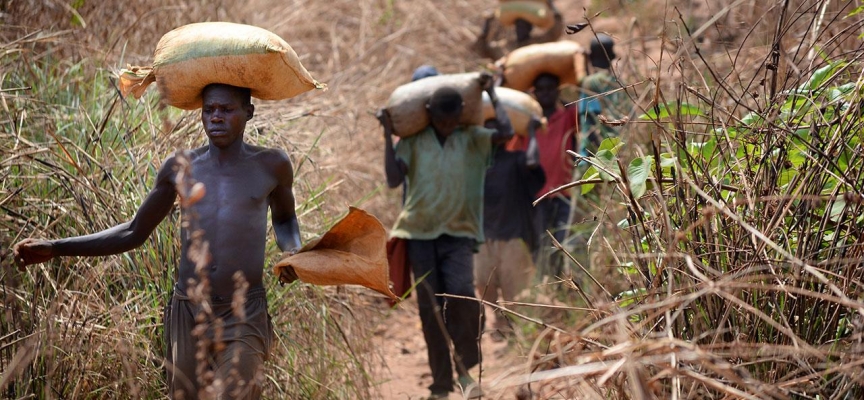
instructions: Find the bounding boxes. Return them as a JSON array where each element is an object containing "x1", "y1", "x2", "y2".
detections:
[{"x1": 382, "y1": 4, "x2": 627, "y2": 397}]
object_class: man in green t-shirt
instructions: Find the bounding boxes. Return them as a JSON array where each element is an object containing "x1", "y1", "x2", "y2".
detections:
[{"x1": 377, "y1": 74, "x2": 513, "y2": 399}]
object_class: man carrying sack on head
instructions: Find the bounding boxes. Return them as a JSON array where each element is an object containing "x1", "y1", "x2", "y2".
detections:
[{"x1": 13, "y1": 22, "x2": 324, "y2": 400}]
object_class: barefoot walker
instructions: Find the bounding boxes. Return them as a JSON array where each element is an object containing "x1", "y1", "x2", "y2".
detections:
[{"x1": 13, "y1": 22, "x2": 324, "y2": 400}]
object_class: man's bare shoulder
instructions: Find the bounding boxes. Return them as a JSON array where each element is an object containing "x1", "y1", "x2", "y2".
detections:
[
  {"x1": 245, "y1": 145, "x2": 293, "y2": 178},
  {"x1": 246, "y1": 145, "x2": 289, "y2": 164}
]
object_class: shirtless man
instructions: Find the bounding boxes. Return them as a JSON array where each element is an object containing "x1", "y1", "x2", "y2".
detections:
[{"x1": 12, "y1": 83, "x2": 300, "y2": 400}]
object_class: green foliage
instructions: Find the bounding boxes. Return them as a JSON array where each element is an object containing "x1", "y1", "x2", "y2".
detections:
[{"x1": 638, "y1": 101, "x2": 706, "y2": 120}]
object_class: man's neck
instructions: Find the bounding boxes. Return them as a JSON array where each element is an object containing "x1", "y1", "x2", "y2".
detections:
[
  {"x1": 543, "y1": 105, "x2": 557, "y2": 118},
  {"x1": 207, "y1": 139, "x2": 245, "y2": 164}
]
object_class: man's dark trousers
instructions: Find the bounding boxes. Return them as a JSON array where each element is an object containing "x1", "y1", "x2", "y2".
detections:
[{"x1": 407, "y1": 234, "x2": 483, "y2": 394}]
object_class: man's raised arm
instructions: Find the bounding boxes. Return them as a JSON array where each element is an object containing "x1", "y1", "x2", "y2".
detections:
[
  {"x1": 12, "y1": 156, "x2": 180, "y2": 268},
  {"x1": 378, "y1": 109, "x2": 407, "y2": 188}
]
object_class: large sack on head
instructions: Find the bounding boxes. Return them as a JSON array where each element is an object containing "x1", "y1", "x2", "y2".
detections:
[
  {"x1": 119, "y1": 22, "x2": 325, "y2": 110},
  {"x1": 273, "y1": 207, "x2": 397, "y2": 301},
  {"x1": 482, "y1": 87, "x2": 547, "y2": 136},
  {"x1": 385, "y1": 72, "x2": 485, "y2": 138},
  {"x1": 497, "y1": 1, "x2": 554, "y2": 30},
  {"x1": 497, "y1": 41, "x2": 587, "y2": 92}
]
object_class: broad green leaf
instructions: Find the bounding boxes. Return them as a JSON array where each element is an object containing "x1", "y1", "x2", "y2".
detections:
[
  {"x1": 741, "y1": 112, "x2": 764, "y2": 127},
  {"x1": 627, "y1": 156, "x2": 653, "y2": 198},
  {"x1": 616, "y1": 287, "x2": 648, "y2": 308},
  {"x1": 659, "y1": 153, "x2": 677, "y2": 168},
  {"x1": 828, "y1": 83, "x2": 856, "y2": 102},
  {"x1": 595, "y1": 149, "x2": 620, "y2": 182},
  {"x1": 800, "y1": 61, "x2": 846, "y2": 91},
  {"x1": 638, "y1": 101, "x2": 706, "y2": 120},
  {"x1": 616, "y1": 262, "x2": 639, "y2": 275},
  {"x1": 778, "y1": 169, "x2": 797, "y2": 188},
  {"x1": 581, "y1": 165, "x2": 599, "y2": 194},
  {"x1": 687, "y1": 139, "x2": 716, "y2": 160},
  {"x1": 788, "y1": 149, "x2": 807, "y2": 168},
  {"x1": 598, "y1": 137, "x2": 624, "y2": 153},
  {"x1": 829, "y1": 199, "x2": 846, "y2": 222}
]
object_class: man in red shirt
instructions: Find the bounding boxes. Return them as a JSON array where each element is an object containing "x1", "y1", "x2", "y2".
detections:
[{"x1": 507, "y1": 73, "x2": 577, "y2": 276}]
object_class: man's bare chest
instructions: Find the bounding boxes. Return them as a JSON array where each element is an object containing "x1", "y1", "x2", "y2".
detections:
[{"x1": 190, "y1": 162, "x2": 275, "y2": 211}]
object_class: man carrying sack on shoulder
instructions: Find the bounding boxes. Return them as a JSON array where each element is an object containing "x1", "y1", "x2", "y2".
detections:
[{"x1": 378, "y1": 72, "x2": 513, "y2": 400}]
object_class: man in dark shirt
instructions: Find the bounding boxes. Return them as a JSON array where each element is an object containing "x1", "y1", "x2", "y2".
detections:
[{"x1": 475, "y1": 116, "x2": 544, "y2": 340}]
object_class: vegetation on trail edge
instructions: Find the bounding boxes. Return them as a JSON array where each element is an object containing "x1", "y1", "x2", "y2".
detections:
[{"x1": 496, "y1": 1, "x2": 864, "y2": 398}]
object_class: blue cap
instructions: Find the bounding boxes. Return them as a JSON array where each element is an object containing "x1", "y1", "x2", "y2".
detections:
[{"x1": 411, "y1": 65, "x2": 439, "y2": 82}]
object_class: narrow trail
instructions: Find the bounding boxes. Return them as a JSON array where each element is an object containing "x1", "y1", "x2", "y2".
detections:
[{"x1": 373, "y1": 297, "x2": 524, "y2": 400}]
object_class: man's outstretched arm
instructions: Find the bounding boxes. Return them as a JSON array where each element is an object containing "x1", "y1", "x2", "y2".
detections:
[{"x1": 13, "y1": 156, "x2": 179, "y2": 268}]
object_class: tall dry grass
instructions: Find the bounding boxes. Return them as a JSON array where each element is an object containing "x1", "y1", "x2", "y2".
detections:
[
  {"x1": 472, "y1": 1, "x2": 864, "y2": 398},
  {"x1": 0, "y1": 1, "x2": 402, "y2": 398}
]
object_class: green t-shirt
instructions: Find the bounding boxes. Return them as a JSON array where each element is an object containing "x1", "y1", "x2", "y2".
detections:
[{"x1": 391, "y1": 125, "x2": 495, "y2": 241}]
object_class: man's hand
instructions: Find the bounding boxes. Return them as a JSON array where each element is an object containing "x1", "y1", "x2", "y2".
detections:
[
  {"x1": 278, "y1": 249, "x2": 300, "y2": 285},
  {"x1": 12, "y1": 239, "x2": 54, "y2": 271},
  {"x1": 376, "y1": 108, "x2": 394, "y2": 136},
  {"x1": 479, "y1": 72, "x2": 500, "y2": 104},
  {"x1": 528, "y1": 115, "x2": 544, "y2": 131}
]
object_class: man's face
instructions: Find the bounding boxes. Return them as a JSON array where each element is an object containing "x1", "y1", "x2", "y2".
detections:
[
  {"x1": 514, "y1": 19, "x2": 533, "y2": 43},
  {"x1": 429, "y1": 106, "x2": 462, "y2": 137},
  {"x1": 533, "y1": 75, "x2": 560, "y2": 110},
  {"x1": 201, "y1": 86, "x2": 252, "y2": 148}
]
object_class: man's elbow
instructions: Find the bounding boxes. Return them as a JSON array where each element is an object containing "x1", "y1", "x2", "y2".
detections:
[{"x1": 386, "y1": 177, "x2": 403, "y2": 189}]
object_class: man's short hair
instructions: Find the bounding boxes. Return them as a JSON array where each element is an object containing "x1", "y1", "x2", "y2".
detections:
[
  {"x1": 202, "y1": 83, "x2": 252, "y2": 106},
  {"x1": 533, "y1": 73, "x2": 560, "y2": 88},
  {"x1": 428, "y1": 87, "x2": 463, "y2": 115},
  {"x1": 589, "y1": 34, "x2": 616, "y2": 69}
]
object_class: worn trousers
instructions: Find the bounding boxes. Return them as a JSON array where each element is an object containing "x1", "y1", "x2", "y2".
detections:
[
  {"x1": 533, "y1": 196, "x2": 571, "y2": 276},
  {"x1": 164, "y1": 285, "x2": 274, "y2": 400},
  {"x1": 407, "y1": 235, "x2": 483, "y2": 394},
  {"x1": 474, "y1": 238, "x2": 535, "y2": 330}
]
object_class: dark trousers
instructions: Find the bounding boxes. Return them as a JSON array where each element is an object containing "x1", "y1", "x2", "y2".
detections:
[
  {"x1": 407, "y1": 235, "x2": 483, "y2": 394},
  {"x1": 533, "y1": 197, "x2": 571, "y2": 276}
]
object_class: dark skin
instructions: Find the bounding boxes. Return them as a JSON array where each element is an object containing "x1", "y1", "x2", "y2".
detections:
[
  {"x1": 486, "y1": 116, "x2": 542, "y2": 168},
  {"x1": 12, "y1": 84, "x2": 302, "y2": 297},
  {"x1": 532, "y1": 74, "x2": 562, "y2": 118},
  {"x1": 378, "y1": 73, "x2": 514, "y2": 189},
  {"x1": 474, "y1": 0, "x2": 563, "y2": 60}
]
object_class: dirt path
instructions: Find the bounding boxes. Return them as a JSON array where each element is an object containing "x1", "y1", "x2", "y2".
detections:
[{"x1": 373, "y1": 297, "x2": 525, "y2": 400}]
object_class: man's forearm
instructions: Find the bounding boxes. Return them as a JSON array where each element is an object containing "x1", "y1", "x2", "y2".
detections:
[
  {"x1": 383, "y1": 133, "x2": 405, "y2": 188},
  {"x1": 51, "y1": 222, "x2": 145, "y2": 257},
  {"x1": 491, "y1": 100, "x2": 515, "y2": 143},
  {"x1": 274, "y1": 216, "x2": 302, "y2": 252},
  {"x1": 526, "y1": 127, "x2": 540, "y2": 168}
]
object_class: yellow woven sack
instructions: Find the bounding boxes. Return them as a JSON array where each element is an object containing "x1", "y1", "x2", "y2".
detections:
[
  {"x1": 119, "y1": 22, "x2": 325, "y2": 110},
  {"x1": 497, "y1": 40, "x2": 587, "y2": 92},
  {"x1": 482, "y1": 87, "x2": 547, "y2": 136},
  {"x1": 497, "y1": 1, "x2": 555, "y2": 30},
  {"x1": 385, "y1": 72, "x2": 486, "y2": 138},
  {"x1": 273, "y1": 207, "x2": 396, "y2": 300}
]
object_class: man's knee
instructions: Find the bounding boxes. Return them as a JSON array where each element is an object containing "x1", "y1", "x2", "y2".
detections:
[{"x1": 215, "y1": 342, "x2": 267, "y2": 399}]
